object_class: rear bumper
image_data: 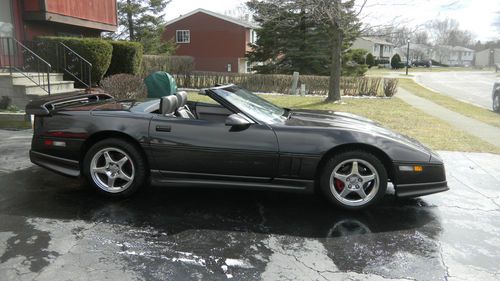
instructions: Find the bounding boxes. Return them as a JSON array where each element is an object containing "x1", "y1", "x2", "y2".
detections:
[
  {"x1": 395, "y1": 181, "x2": 449, "y2": 197},
  {"x1": 30, "y1": 150, "x2": 80, "y2": 177}
]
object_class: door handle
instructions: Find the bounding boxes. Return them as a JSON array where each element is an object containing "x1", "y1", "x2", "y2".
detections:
[{"x1": 156, "y1": 125, "x2": 172, "y2": 132}]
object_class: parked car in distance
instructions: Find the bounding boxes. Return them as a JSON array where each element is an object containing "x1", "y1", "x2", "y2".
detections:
[
  {"x1": 26, "y1": 85, "x2": 449, "y2": 210},
  {"x1": 493, "y1": 82, "x2": 500, "y2": 113},
  {"x1": 412, "y1": 60, "x2": 431, "y2": 68}
]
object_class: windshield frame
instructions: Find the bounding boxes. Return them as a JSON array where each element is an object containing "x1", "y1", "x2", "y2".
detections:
[{"x1": 207, "y1": 84, "x2": 287, "y2": 125}]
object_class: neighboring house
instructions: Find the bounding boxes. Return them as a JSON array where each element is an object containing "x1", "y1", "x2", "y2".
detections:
[
  {"x1": 432, "y1": 45, "x2": 475, "y2": 66},
  {"x1": 475, "y1": 48, "x2": 500, "y2": 67},
  {"x1": 0, "y1": 0, "x2": 117, "y2": 41},
  {"x1": 395, "y1": 43, "x2": 433, "y2": 62},
  {"x1": 163, "y1": 8, "x2": 258, "y2": 73},
  {"x1": 351, "y1": 37, "x2": 395, "y2": 60}
]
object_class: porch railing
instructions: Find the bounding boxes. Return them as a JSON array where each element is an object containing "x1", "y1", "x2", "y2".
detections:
[
  {"x1": 57, "y1": 42, "x2": 92, "y2": 90},
  {"x1": 0, "y1": 37, "x2": 52, "y2": 95}
]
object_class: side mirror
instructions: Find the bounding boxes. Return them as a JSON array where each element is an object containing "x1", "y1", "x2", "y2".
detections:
[{"x1": 225, "y1": 113, "x2": 252, "y2": 127}]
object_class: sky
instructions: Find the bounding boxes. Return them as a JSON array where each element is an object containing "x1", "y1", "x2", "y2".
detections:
[{"x1": 164, "y1": 0, "x2": 500, "y2": 42}]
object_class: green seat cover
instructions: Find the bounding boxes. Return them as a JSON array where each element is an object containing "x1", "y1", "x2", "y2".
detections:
[{"x1": 144, "y1": 71, "x2": 177, "y2": 98}]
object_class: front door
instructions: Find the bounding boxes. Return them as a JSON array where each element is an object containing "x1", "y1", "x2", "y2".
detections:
[{"x1": 149, "y1": 115, "x2": 279, "y2": 181}]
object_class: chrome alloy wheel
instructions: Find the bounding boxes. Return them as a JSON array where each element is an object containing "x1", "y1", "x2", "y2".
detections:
[
  {"x1": 90, "y1": 147, "x2": 135, "y2": 193},
  {"x1": 329, "y1": 159, "x2": 379, "y2": 207}
]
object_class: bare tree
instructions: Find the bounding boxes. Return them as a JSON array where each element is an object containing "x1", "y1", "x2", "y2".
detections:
[
  {"x1": 308, "y1": 0, "x2": 365, "y2": 102},
  {"x1": 427, "y1": 18, "x2": 474, "y2": 47}
]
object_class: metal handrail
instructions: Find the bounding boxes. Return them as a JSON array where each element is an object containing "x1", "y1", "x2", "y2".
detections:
[
  {"x1": 0, "y1": 37, "x2": 52, "y2": 95},
  {"x1": 58, "y1": 42, "x2": 92, "y2": 89}
]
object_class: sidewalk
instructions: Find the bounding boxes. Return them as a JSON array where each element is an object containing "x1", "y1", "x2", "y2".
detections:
[{"x1": 397, "y1": 87, "x2": 500, "y2": 149}]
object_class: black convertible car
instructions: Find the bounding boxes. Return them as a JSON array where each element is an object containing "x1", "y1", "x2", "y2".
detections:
[{"x1": 26, "y1": 85, "x2": 448, "y2": 210}]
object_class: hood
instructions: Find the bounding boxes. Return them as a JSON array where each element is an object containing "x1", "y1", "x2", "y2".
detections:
[{"x1": 283, "y1": 109, "x2": 432, "y2": 153}]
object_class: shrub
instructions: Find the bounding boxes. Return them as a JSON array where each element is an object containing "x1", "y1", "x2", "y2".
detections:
[
  {"x1": 343, "y1": 49, "x2": 368, "y2": 65},
  {"x1": 34, "y1": 37, "x2": 113, "y2": 85},
  {"x1": 342, "y1": 62, "x2": 368, "y2": 76},
  {"x1": 141, "y1": 55, "x2": 194, "y2": 76},
  {"x1": 0, "y1": 96, "x2": 11, "y2": 110},
  {"x1": 100, "y1": 74, "x2": 147, "y2": 100},
  {"x1": 375, "y1": 59, "x2": 390, "y2": 65},
  {"x1": 383, "y1": 78, "x2": 398, "y2": 97},
  {"x1": 107, "y1": 41, "x2": 144, "y2": 76},
  {"x1": 365, "y1": 53, "x2": 375, "y2": 68},
  {"x1": 391, "y1": 54, "x2": 402, "y2": 69}
]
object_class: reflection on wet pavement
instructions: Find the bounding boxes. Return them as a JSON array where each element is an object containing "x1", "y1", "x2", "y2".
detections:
[{"x1": 0, "y1": 130, "x2": 499, "y2": 281}]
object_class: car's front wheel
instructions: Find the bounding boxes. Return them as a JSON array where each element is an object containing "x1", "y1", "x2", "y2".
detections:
[
  {"x1": 83, "y1": 138, "x2": 146, "y2": 197},
  {"x1": 320, "y1": 150, "x2": 388, "y2": 210},
  {"x1": 493, "y1": 94, "x2": 500, "y2": 113}
]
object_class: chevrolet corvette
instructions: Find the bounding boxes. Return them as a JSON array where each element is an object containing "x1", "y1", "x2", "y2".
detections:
[{"x1": 26, "y1": 84, "x2": 448, "y2": 210}]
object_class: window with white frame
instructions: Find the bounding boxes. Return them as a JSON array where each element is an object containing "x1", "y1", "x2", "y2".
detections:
[{"x1": 176, "y1": 30, "x2": 190, "y2": 43}]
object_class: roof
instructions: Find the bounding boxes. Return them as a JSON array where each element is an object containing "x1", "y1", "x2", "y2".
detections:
[
  {"x1": 165, "y1": 8, "x2": 258, "y2": 29},
  {"x1": 438, "y1": 45, "x2": 474, "y2": 52},
  {"x1": 360, "y1": 37, "x2": 394, "y2": 46}
]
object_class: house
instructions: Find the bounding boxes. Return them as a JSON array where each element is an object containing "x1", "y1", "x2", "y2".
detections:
[
  {"x1": 395, "y1": 43, "x2": 433, "y2": 62},
  {"x1": 0, "y1": 0, "x2": 117, "y2": 107},
  {"x1": 351, "y1": 37, "x2": 395, "y2": 61},
  {"x1": 162, "y1": 8, "x2": 258, "y2": 73},
  {"x1": 474, "y1": 48, "x2": 500, "y2": 67},
  {"x1": 1, "y1": 0, "x2": 117, "y2": 41},
  {"x1": 432, "y1": 45, "x2": 474, "y2": 66}
]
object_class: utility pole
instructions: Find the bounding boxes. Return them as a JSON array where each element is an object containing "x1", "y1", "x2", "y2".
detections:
[{"x1": 406, "y1": 39, "x2": 410, "y2": 75}]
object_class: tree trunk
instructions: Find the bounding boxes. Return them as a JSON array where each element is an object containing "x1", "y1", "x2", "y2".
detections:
[
  {"x1": 126, "y1": 0, "x2": 135, "y2": 41},
  {"x1": 326, "y1": 25, "x2": 343, "y2": 102}
]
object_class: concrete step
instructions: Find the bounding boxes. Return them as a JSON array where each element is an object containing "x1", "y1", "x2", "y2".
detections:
[
  {"x1": 26, "y1": 89, "x2": 83, "y2": 99},
  {"x1": 11, "y1": 73, "x2": 65, "y2": 84},
  {"x1": 14, "y1": 80, "x2": 75, "y2": 96}
]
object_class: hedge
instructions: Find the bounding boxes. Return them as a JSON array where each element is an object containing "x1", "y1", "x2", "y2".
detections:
[
  {"x1": 141, "y1": 55, "x2": 194, "y2": 77},
  {"x1": 107, "y1": 41, "x2": 143, "y2": 76},
  {"x1": 34, "y1": 37, "x2": 113, "y2": 86},
  {"x1": 173, "y1": 71, "x2": 393, "y2": 97}
]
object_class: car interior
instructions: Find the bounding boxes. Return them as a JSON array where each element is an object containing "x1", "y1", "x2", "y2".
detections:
[{"x1": 156, "y1": 91, "x2": 232, "y2": 123}]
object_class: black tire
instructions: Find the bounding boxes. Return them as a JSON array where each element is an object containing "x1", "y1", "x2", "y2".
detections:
[
  {"x1": 493, "y1": 94, "x2": 500, "y2": 113},
  {"x1": 319, "y1": 150, "x2": 388, "y2": 210},
  {"x1": 83, "y1": 138, "x2": 147, "y2": 198}
]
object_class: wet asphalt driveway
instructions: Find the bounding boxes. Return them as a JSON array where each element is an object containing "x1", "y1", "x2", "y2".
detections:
[{"x1": 0, "y1": 129, "x2": 499, "y2": 281}]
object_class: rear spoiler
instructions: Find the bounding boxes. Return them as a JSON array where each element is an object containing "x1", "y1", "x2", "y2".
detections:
[{"x1": 25, "y1": 91, "x2": 114, "y2": 116}]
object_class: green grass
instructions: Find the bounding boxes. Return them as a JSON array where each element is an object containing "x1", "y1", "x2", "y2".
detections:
[
  {"x1": 188, "y1": 93, "x2": 500, "y2": 154},
  {"x1": 0, "y1": 120, "x2": 32, "y2": 130},
  {"x1": 399, "y1": 78, "x2": 500, "y2": 128}
]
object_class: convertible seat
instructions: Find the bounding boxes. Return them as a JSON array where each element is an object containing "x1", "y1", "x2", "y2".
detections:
[
  {"x1": 160, "y1": 95, "x2": 178, "y2": 116},
  {"x1": 175, "y1": 91, "x2": 196, "y2": 119}
]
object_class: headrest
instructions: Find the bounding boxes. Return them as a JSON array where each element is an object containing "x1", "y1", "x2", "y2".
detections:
[
  {"x1": 160, "y1": 95, "x2": 178, "y2": 115},
  {"x1": 175, "y1": 91, "x2": 188, "y2": 107}
]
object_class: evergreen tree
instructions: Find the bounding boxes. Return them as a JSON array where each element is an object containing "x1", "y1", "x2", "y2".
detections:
[
  {"x1": 246, "y1": 0, "x2": 331, "y2": 75},
  {"x1": 116, "y1": 0, "x2": 175, "y2": 54},
  {"x1": 246, "y1": 0, "x2": 362, "y2": 101}
]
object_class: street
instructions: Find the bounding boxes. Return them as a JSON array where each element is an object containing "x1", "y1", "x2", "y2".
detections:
[
  {"x1": 0, "y1": 129, "x2": 499, "y2": 281},
  {"x1": 415, "y1": 71, "x2": 498, "y2": 109}
]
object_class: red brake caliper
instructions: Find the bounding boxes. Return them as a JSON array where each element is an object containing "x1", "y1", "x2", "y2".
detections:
[{"x1": 334, "y1": 178, "x2": 345, "y2": 192}]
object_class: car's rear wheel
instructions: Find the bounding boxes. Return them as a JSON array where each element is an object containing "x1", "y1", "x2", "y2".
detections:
[
  {"x1": 83, "y1": 138, "x2": 146, "y2": 197},
  {"x1": 493, "y1": 94, "x2": 500, "y2": 113},
  {"x1": 320, "y1": 150, "x2": 387, "y2": 210}
]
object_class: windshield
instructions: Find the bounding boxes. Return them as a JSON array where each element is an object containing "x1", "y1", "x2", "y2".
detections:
[{"x1": 212, "y1": 85, "x2": 287, "y2": 124}]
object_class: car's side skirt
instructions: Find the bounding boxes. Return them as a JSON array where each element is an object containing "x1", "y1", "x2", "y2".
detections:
[{"x1": 150, "y1": 170, "x2": 315, "y2": 192}]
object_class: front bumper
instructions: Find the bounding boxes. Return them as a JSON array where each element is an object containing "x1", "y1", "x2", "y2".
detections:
[
  {"x1": 30, "y1": 150, "x2": 80, "y2": 177},
  {"x1": 395, "y1": 181, "x2": 449, "y2": 197},
  {"x1": 393, "y1": 162, "x2": 448, "y2": 197}
]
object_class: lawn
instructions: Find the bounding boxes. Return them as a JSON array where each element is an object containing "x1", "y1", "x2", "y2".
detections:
[
  {"x1": 398, "y1": 78, "x2": 500, "y2": 128},
  {"x1": 188, "y1": 93, "x2": 500, "y2": 154},
  {"x1": 0, "y1": 119, "x2": 31, "y2": 130}
]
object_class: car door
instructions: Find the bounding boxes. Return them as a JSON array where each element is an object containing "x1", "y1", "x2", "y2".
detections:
[{"x1": 149, "y1": 115, "x2": 279, "y2": 181}]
